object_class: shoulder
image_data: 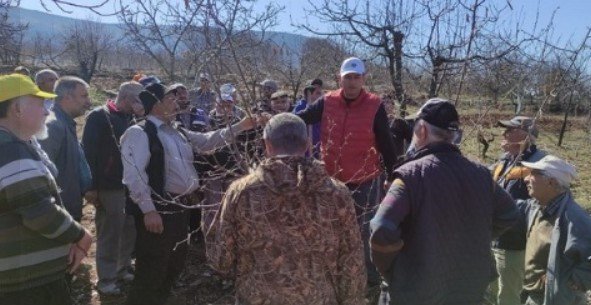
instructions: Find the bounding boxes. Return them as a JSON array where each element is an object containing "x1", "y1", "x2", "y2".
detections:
[
  {"x1": 121, "y1": 125, "x2": 148, "y2": 145},
  {"x1": 563, "y1": 198, "x2": 591, "y2": 226},
  {"x1": 365, "y1": 91, "x2": 382, "y2": 102},
  {"x1": 0, "y1": 138, "x2": 45, "y2": 186},
  {"x1": 223, "y1": 173, "x2": 266, "y2": 206}
]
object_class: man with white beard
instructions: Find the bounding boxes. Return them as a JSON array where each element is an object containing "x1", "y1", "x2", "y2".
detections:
[{"x1": 0, "y1": 74, "x2": 93, "y2": 305}]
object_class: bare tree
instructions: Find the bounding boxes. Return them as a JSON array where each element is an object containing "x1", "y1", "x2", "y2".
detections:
[
  {"x1": 118, "y1": 0, "x2": 204, "y2": 81},
  {"x1": 0, "y1": 0, "x2": 26, "y2": 65},
  {"x1": 300, "y1": 0, "x2": 418, "y2": 108},
  {"x1": 62, "y1": 19, "x2": 114, "y2": 82}
]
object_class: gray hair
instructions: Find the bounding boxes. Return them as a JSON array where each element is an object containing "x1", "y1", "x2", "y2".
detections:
[
  {"x1": 116, "y1": 81, "x2": 143, "y2": 103},
  {"x1": 416, "y1": 119, "x2": 456, "y2": 143},
  {"x1": 54, "y1": 76, "x2": 89, "y2": 102},
  {"x1": 34, "y1": 69, "x2": 59, "y2": 85},
  {"x1": 263, "y1": 113, "x2": 308, "y2": 155}
]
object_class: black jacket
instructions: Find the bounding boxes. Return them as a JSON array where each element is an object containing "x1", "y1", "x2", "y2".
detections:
[{"x1": 82, "y1": 103, "x2": 133, "y2": 190}]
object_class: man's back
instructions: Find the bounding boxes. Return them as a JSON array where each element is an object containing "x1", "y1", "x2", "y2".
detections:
[
  {"x1": 380, "y1": 143, "x2": 517, "y2": 305},
  {"x1": 207, "y1": 157, "x2": 366, "y2": 305}
]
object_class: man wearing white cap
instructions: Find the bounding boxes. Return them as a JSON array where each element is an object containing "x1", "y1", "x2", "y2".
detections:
[
  {"x1": 297, "y1": 57, "x2": 398, "y2": 286},
  {"x1": 519, "y1": 155, "x2": 591, "y2": 305}
]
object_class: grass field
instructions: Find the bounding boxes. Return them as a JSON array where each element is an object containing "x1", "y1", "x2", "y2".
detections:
[{"x1": 459, "y1": 112, "x2": 591, "y2": 210}]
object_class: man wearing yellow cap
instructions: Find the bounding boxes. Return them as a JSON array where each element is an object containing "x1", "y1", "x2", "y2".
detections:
[
  {"x1": 519, "y1": 155, "x2": 591, "y2": 305},
  {"x1": 0, "y1": 74, "x2": 92, "y2": 305}
]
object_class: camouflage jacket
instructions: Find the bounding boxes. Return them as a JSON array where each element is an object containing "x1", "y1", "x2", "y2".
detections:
[{"x1": 206, "y1": 156, "x2": 366, "y2": 305}]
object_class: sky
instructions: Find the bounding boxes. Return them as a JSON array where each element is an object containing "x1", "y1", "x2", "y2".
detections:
[{"x1": 19, "y1": 0, "x2": 591, "y2": 44}]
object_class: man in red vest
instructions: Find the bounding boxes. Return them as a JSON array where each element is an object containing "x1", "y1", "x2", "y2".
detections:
[{"x1": 297, "y1": 57, "x2": 397, "y2": 286}]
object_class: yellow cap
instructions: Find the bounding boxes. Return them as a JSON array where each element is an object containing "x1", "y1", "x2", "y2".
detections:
[{"x1": 0, "y1": 73, "x2": 57, "y2": 103}]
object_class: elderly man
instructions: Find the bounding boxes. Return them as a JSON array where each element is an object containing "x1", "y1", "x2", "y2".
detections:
[
  {"x1": 269, "y1": 90, "x2": 292, "y2": 114},
  {"x1": 201, "y1": 84, "x2": 257, "y2": 236},
  {"x1": 207, "y1": 113, "x2": 366, "y2": 305},
  {"x1": 190, "y1": 72, "x2": 216, "y2": 113},
  {"x1": 173, "y1": 83, "x2": 209, "y2": 132},
  {"x1": 35, "y1": 69, "x2": 60, "y2": 93},
  {"x1": 491, "y1": 116, "x2": 547, "y2": 305},
  {"x1": 257, "y1": 79, "x2": 278, "y2": 112},
  {"x1": 0, "y1": 74, "x2": 92, "y2": 305},
  {"x1": 369, "y1": 99, "x2": 519, "y2": 305},
  {"x1": 39, "y1": 76, "x2": 93, "y2": 221},
  {"x1": 297, "y1": 57, "x2": 398, "y2": 285},
  {"x1": 81, "y1": 81, "x2": 144, "y2": 295},
  {"x1": 121, "y1": 82, "x2": 259, "y2": 305},
  {"x1": 519, "y1": 155, "x2": 591, "y2": 305}
]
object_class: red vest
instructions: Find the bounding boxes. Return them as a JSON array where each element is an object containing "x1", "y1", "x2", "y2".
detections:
[{"x1": 320, "y1": 89, "x2": 382, "y2": 184}]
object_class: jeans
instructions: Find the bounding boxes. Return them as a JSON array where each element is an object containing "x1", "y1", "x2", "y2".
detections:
[{"x1": 348, "y1": 177, "x2": 383, "y2": 286}]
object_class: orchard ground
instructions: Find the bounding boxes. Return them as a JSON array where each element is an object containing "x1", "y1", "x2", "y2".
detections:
[{"x1": 70, "y1": 85, "x2": 591, "y2": 305}]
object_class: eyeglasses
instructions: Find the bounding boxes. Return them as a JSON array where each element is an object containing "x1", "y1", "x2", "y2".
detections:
[{"x1": 43, "y1": 99, "x2": 54, "y2": 112}]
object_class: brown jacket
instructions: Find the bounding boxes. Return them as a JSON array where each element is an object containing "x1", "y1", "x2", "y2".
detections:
[{"x1": 206, "y1": 156, "x2": 366, "y2": 305}]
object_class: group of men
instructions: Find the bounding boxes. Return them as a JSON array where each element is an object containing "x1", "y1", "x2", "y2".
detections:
[{"x1": 0, "y1": 56, "x2": 590, "y2": 305}]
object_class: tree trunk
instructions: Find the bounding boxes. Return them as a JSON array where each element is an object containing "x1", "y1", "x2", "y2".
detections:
[
  {"x1": 392, "y1": 31, "x2": 406, "y2": 116},
  {"x1": 429, "y1": 56, "x2": 444, "y2": 98},
  {"x1": 558, "y1": 94, "x2": 573, "y2": 147}
]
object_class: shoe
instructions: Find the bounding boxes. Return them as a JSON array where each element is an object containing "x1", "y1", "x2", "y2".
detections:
[
  {"x1": 97, "y1": 282, "x2": 122, "y2": 295},
  {"x1": 120, "y1": 272, "x2": 135, "y2": 283}
]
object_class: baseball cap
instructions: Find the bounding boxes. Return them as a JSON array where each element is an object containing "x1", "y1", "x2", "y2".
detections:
[
  {"x1": 219, "y1": 84, "x2": 236, "y2": 102},
  {"x1": 260, "y1": 79, "x2": 278, "y2": 91},
  {"x1": 522, "y1": 155, "x2": 577, "y2": 187},
  {"x1": 199, "y1": 72, "x2": 210, "y2": 81},
  {"x1": 0, "y1": 73, "x2": 57, "y2": 103},
  {"x1": 340, "y1": 57, "x2": 365, "y2": 77},
  {"x1": 497, "y1": 116, "x2": 538, "y2": 137},
  {"x1": 307, "y1": 78, "x2": 323, "y2": 87},
  {"x1": 192, "y1": 108, "x2": 209, "y2": 126},
  {"x1": 271, "y1": 90, "x2": 289, "y2": 100},
  {"x1": 407, "y1": 98, "x2": 460, "y2": 131}
]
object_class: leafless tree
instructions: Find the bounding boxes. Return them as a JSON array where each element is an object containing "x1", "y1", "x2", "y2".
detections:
[
  {"x1": 299, "y1": 0, "x2": 418, "y2": 109},
  {"x1": 62, "y1": 19, "x2": 114, "y2": 82},
  {"x1": 0, "y1": 0, "x2": 26, "y2": 65},
  {"x1": 118, "y1": 0, "x2": 204, "y2": 82}
]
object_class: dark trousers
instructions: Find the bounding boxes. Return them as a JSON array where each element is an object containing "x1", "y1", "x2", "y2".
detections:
[
  {"x1": 0, "y1": 278, "x2": 72, "y2": 305},
  {"x1": 347, "y1": 177, "x2": 383, "y2": 286},
  {"x1": 126, "y1": 210, "x2": 189, "y2": 305}
]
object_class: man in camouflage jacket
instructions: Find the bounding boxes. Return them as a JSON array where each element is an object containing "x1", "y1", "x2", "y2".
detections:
[{"x1": 206, "y1": 113, "x2": 366, "y2": 305}]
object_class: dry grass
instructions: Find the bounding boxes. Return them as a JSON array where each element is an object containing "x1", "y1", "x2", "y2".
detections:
[{"x1": 458, "y1": 111, "x2": 591, "y2": 210}]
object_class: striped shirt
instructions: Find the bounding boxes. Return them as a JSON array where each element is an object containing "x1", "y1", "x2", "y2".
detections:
[{"x1": 0, "y1": 129, "x2": 85, "y2": 293}]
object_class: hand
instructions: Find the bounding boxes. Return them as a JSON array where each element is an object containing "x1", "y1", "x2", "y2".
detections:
[
  {"x1": 68, "y1": 229, "x2": 92, "y2": 274},
  {"x1": 84, "y1": 190, "x2": 100, "y2": 207},
  {"x1": 237, "y1": 115, "x2": 260, "y2": 131},
  {"x1": 67, "y1": 245, "x2": 87, "y2": 274},
  {"x1": 144, "y1": 211, "x2": 164, "y2": 234},
  {"x1": 257, "y1": 112, "x2": 272, "y2": 126}
]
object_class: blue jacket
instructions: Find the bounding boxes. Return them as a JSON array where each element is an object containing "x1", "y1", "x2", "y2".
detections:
[
  {"x1": 492, "y1": 146, "x2": 546, "y2": 250},
  {"x1": 293, "y1": 99, "x2": 320, "y2": 158},
  {"x1": 522, "y1": 192, "x2": 591, "y2": 305}
]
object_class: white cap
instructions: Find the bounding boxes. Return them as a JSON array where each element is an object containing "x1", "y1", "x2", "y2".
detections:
[
  {"x1": 220, "y1": 93, "x2": 234, "y2": 102},
  {"x1": 522, "y1": 155, "x2": 577, "y2": 187},
  {"x1": 340, "y1": 57, "x2": 365, "y2": 77}
]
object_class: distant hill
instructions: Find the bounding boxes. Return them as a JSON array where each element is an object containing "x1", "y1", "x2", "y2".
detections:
[{"x1": 8, "y1": 6, "x2": 308, "y2": 56}]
